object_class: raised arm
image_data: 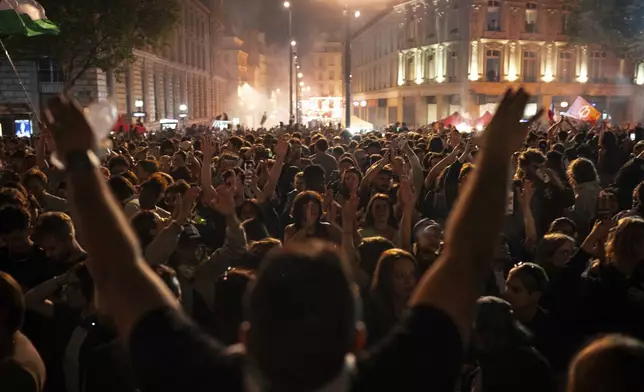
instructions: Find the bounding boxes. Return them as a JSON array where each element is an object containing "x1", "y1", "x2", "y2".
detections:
[
  {"x1": 410, "y1": 89, "x2": 542, "y2": 343},
  {"x1": 424, "y1": 149, "x2": 458, "y2": 189},
  {"x1": 35, "y1": 125, "x2": 50, "y2": 169},
  {"x1": 44, "y1": 95, "x2": 179, "y2": 337},
  {"x1": 360, "y1": 152, "x2": 389, "y2": 190},
  {"x1": 257, "y1": 137, "x2": 287, "y2": 204},
  {"x1": 518, "y1": 181, "x2": 538, "y2": 252},
  {"x1": 200, "y1": 135, "x2": 214, "y2": 189},
  {"x1": 398, "y1": 176, "x2": 416, "y2": 252},
  {"x1": 24, "y1": 274, "x2": 67, "y2": 318}
]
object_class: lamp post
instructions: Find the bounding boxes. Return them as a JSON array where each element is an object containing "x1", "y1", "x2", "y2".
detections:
[
  {"x1": 344, "y1": 8, "x2": 360, "y2": 129},
  {"x1": 179, "y1": 104, "x2": 188, "y2": 127},
  {"x1": 284, "y1": 2, "x2": 294, "y2": 121}
]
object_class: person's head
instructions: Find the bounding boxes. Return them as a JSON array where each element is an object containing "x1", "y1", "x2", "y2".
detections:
[
  {"x1": 63, "y1": 263, "x2": 94, "y2": 309},
  {"x1": 536, "y1": 233, "x2": 576, "y2": 269},
  {"x1": 548, "y1": 217, "x2": 578, "y2": 239},
  {"x1": 108, "y1": 176, "x2": 136, "y2": 205},
  {"x1": 633, "y1": 181, "x2": 644, "y2": 211},
  {"x1": 21, "y1": 168, "x2": 48, "y2": 197},
  {"x1": 0, "y1": 206, "x2": 31, "y2": 253},
  {"x1": 605, "y1": 218, "x2": 644, "y2": 273},
  {"x1": 458, "y1": 163, "x2": 475, "y2": 189},
  {"x1": 518, "y1": 148, "x2": 546, "y2": 181},
  {"x1": 135, "y1": 159, "x2": 159, "y2": 181},
  {"x1": 302, "y1": 165, "x2": 326, "y2": 193},
  {"x1": 162, "y1": 180, "x2": 190, "y2": 211},
  {"x1": 228, "y1": 136, "x2": 244, "y2": 153},
  {"x1": 567, "y1": 158, "x2": 599, "y2": 188},
  {"x1": 600, "y1": 130, "x2": 617, "y2": 150},
  {"x1": 31, "y1": 212, "x2": 77, "y2": 262},
  {"x1": 331, "y1": 146, "x2": 344, "y2": 161},
  {"x1": 357, "y1": 236, "x2": 395, "y2": 278},
  {"x1": 503, "y1": 263, "x2": 549, "y2": 313},
  {"x1": 567, "y1": 334, "x2": 644, "y2": 392},
  {"x1": 213, "y1": 268, "x2": 255, "y2": 345},
  {"x1": 242, "y1": 218, "x2": 270, "y2": 242},
  {"x1": 416, "y1": 223, "x2": 442, "y2": 253},
  {"x1": 239, "y1": 199, "x2": 262, "y2": 222},
  {"x1": 373, "y1": 167, "x2": 392, "y2": 193},
  {"x1": 243, "y1": 242, "x2": 360, "y2": 390},
  {"x1": 172, "y1": 150, "x2": 187, "y2": 168},
  {"x1": 291, "y1": 191, "x2": 323, "y2": 228},
  {"x1": 293, "y1": 171, "x2": 305, "y2": 192},
  {"x1": 139, "y1": 174, "x2": 169, "y2": 210},
  {"x1": 365, "y1": 193, "x2": 395, "y2": 227},
  {"x1": 423, "y1": 152, "x2": 443, "y2": 170},
  {"x1": 107, "y1": 155, "x2": 130, "y2": 175},
  {"x1": 0, "y1": 186, "x2": 29, "y2": 211},
  {"x1": 371, "y1": 249, "x2": 417, "y2": 304},
  {"x1": 0, "y1": 272, "x2": 24, "y2": 337},
  {"x1": 341, "y1": 167, "x2": 362, "y2": 194},
  {"x1": 131, "y1": 210, "x2": 164, "y2": 250},
  {"x1": 473, "y1": 296, "x2": 531, "y2": 353}
]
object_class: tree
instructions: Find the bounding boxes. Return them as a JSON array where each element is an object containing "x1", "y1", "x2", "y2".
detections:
[
  {"x1": 567, "y1": 0, "x2": 644, "y2": 57},
  {"x1": 8, "y1": 0, "x2": 180, "y2": 90}
]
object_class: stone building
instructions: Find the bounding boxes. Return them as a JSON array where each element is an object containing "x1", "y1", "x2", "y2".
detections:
[
  {"x1": 0, "y1": 0, "x2": 227, "y2": 135},
  {"x1": 351, "y1": 0, "x2": 644, "y2": 128}
]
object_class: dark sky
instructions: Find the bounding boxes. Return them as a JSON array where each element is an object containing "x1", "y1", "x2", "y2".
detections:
[{"x1": 225, "y1": 0, "x2": 393, "y2": 50}]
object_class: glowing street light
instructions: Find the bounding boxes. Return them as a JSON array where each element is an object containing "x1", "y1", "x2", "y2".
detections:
[
  {"x1": 135, "y1": 99, "x2": 144, "y2": 109},
  {"x1": 560, "y1": 101, "x2": 569, "y2": 108},
  {"x1": 179, "y1": 104, "x2": 188, "y2": 111},
  {"x1": 283, "y1": 1, "x2": 290, "y2": 8},
  {"x1": 354, "y1": 10, "x2": 361, "y2": 18},
  {"x1": 298, "y1": 72, "x2": 303, "y2": 78},
  {"x1": 291, "y1": 40, "x2": 297, "y2": 46},
  {"x1": 360, "y1": 100, "x2": 367, "y2": 107},
  {"x1": 299, "y1": 81, "x2": 304, "y2": 87}
]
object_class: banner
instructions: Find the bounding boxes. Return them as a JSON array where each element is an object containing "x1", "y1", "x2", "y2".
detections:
[{"x1": 565, "y1": 96, "x2": 601, "y2": 123}]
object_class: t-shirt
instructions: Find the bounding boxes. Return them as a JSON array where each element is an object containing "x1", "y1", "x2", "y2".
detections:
[
  {"x1": 129, "y1": 305, "x2": 462, "y2": 392},
  {"x1": 0, "y1": 246, "x2": 53, "y2": 290}
]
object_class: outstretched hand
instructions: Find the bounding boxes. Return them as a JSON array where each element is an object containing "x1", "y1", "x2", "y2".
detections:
[
  {"x1": 43, "y1": 95, "x2": 99, "y2": 162},
  {"x1": 481, "y1": 88, "x2": 543, "y2": 159}
]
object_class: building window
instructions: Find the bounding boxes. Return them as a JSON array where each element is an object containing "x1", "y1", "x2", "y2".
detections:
[
  {"x1": 525, "y1": 3, "x2": 538, "y2": 33},
  {"x1": 426, "y1": 52, "x2": 436, "y2": 80},
  {"x1": 406, "y1": 20, "x2": 416, "y2": 41},
  {"x1": 485, "y1": 49, "x2": 501, "y2": 82},
  {"x1": 486, "y1": 1, "x2": 502, "y2": 31},
  {"x1": 329, "y1": 70, "x2": 335, "y2": 80},
  {"x1": 589, "y1": 51, "x2": 607, "y2": 82},
  {"x1": 329, "y1": 85, "x2": 335, "y2": 95},
  {"x1": 318, "y1": 56, "x2": 324, "y2": 67},
  {"x1": 38, "y1": 58, "x2": 64, "y2": 83},
  {"x1": 562, "y1": 5, "x2": 573, "y2": 34},
  {"x1": 329, "y1": 55, "x2": 335, "y2": 66},
  {"x1": 406, "y1": 56, "x2": 415, "y2": 82},
  {"x1": 522, "y1": 51, "x2": 538, "y2": 82},
  {"x1": 425, "y1": 9, "x2": 436, "y2": 36},
  {"x1": 447, "y1": 51, "x2": 458, "y2": 81},
  {"x1": 558, "y1": 51, "x2": 573, "y2": 82}
]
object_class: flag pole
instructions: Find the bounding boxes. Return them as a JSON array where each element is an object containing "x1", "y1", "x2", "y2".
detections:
[{"x1": 0, "y1": 37, "x2": 41, "y2": 124}]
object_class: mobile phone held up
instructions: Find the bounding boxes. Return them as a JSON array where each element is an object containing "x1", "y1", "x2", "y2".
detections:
[{"x1": 244, "y1": 161, "x2": 255, "y2": 186}]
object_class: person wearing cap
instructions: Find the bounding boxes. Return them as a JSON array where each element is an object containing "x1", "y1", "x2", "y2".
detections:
[{"x1": 412, "y1": 218, "x2": 443, "y2": 274}]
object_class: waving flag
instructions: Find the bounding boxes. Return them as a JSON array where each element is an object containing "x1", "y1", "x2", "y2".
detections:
[
  {"x1": 565, "y1": 96, "x2": 601, "y2": 123},
  {"x1": 0, "y1": 0, "x2": 60, "y2": 37}
]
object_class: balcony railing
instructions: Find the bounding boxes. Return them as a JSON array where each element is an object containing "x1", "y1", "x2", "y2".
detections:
[
  {"x1": 486, "y1": 24, "x2": 502, "y2": 32},
  {"x1": 39, "y1": 82, "x2": 65, "y2": 94},
  {"x1": 525, "y1": 22, "x2": 537, "y2": 33}
]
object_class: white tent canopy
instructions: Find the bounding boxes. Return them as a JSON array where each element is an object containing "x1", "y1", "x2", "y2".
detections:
[{"x1": 348, "y1": 116, "x2": 373, "y2": 132}]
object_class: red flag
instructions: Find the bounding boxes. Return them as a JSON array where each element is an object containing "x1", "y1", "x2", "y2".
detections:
[{"x1": 565, "y1": 97, "x2": 601, "y2": 123}]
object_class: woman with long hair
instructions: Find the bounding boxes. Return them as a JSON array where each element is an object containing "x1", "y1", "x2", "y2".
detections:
[
  {"x1": 364, "y1": 249, "x2": 417, "y2": 345},
  {"x1": 284, "y1": 191, "x2": 340, "y2": 244},
  {"x1": 359, "y1": 193, "x2": 399, "y2": 244}
]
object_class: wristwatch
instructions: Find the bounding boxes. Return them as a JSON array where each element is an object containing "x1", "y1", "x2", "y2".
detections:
[{"x1": 65, "y1": 150, "x2": 100, "y2": 173}]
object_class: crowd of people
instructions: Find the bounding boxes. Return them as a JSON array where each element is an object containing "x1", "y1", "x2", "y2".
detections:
[{"x1": 1, "y1": 89, "x2": 644, "y2": 391}]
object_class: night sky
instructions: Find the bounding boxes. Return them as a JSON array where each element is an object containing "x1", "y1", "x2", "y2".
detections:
[{"x1": 224, "y1": 0, "x2": 394, "y2": 50}]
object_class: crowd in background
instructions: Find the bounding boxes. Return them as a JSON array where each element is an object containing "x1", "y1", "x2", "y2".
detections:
[{"x1": 1, "y1": 89, "x2": 644, "y2": 392}]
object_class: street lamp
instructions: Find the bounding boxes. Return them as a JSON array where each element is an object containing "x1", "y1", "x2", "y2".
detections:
[
  {"x1": 343, "y1": 7, "x2": 361, "y2": 128},
  {"x1": 284, "y1": 2, "x2": 294, "y2": 120},
  {"x1": 298, "y1": 72, "x2": 303, "y2": 78},
  {"x1": 179, "y1": 104, "x2": 188, "y2": 112},
  {"x1": 135, "y1": 100, "x2": 144, "y2": 109},
  {"x1": 560, "y1": 101, "x2": 569, "y2": 108}
]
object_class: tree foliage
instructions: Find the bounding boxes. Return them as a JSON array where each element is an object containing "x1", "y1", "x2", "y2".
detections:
[
  {"x1": 568, "y1": 0, "x2": 644, "y2": 57},
  {"x1": 7, "y1": 0, "x2": 180, "y2": 89}
]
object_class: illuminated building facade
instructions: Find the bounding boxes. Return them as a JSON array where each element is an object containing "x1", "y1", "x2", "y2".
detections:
[{"x1": 351, "y1": 0, "x2": 644, "y2": 128}]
